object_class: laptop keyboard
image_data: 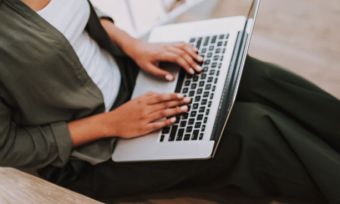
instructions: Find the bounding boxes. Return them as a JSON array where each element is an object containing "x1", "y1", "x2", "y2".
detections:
[{"x1": 160, "y1": 34, "x2": 229, "y2": 142}]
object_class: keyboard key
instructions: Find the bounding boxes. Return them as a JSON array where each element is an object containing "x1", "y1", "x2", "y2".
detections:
[
  {"x1": 196, "y1": 37, "x2": 203, "y2": 49},
  {"x1": 191, "y1": 84, "x2": 197, "y2": 89},
  {"x1": 211, "y1": 35, "x2": 217, "y2": 43},
  {"x1": 187, "y1": 126, "x2": 193, "y2": 133},
  {"x1": 184, "y1": 134, "x2": 191, "y2": 141},
  {"x1": 190, "y1": 111, "x2": 197, "y2": 117},
  {"x1": 195, "y1": 122, "x2": 202, "y2": 128},
  {"x1": 192, "y1": 130, "x2": 200, "y2": 140},
  {"x1": 197, "y1": 114, "x2": 204, "y2": 120},
  {"x1": 195, "y1": 96, "x2": 201, "y2": 101},
  {"x1": 202, "y1": 99, "x2": 208, "y2": 105},
  {"x1": 169, "y1": 125, "x2": 178, "y2": 141},
  {"x1": 199, "y1": 81, "x2": 205, "y2": 87},
  {"x1": 182, "y1": 88, "x2": 188, "y2": 94},
  {"x1": 182, "y1": 113, "x2": 189, "y2": 119},
  {"x1": 199, "y1": 133, "x2": 204, "y2": 140},
  {"x1": 184, "y1": 80, "x2": 190, "y2": 86},
  {"x1": 189, "y1": 38, "x2": 196, "y2": 43},
  {"x1": 180, "y1": 121, "x2": 187, "y2": 127},
  {"x1": 160, "y1": 134, "x2": 165, "y2": 142},
  {"x1": 203, "y1": 36, "x2": 210, "y2": 46},
  {"x1": 197, "y1": 88, "x2": 203, "y2": 94},
  {"x1": 199, "y1": 106, "x2": 205, "y2": 113},
  {"x1": 219, "y1": 34, "x2": 225, "y2": 39},
  {"x1": 189, "y1": 91, "x2": 195, "y2": 97},
  {"x1": 203, "y1": 91, "x2": 209, "y2": 98},
  {"x1": 176, "y1": 129, "x2": 185, "y2": 141},
  {"x1": 188, "y1": 118, "x2": 195, "y2": 125},
  {"x1": 163, "y1": 126, "x2": 170, "y2": 134},
  {"x1": 201, "y1": 125, "x2": 206, "y2": 132},
  {"x1": 193, "y1": 103, "x2": 199, "y2": 109}
]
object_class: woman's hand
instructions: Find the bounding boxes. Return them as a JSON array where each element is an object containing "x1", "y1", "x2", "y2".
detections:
[
  {"x1": 102, "y1": 92, "x2": 191, "y2": 139},
  {"x1": 100, "y1": 20, "x2": 203, "y2": 81},
  {"x1": 127, "y1": 41, "x2": 204, "y2": 81}
]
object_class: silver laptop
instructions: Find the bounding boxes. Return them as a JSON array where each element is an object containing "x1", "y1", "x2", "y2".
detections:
[{"x1": 112, "y1": 0, "x2": 261, "y2": 162}]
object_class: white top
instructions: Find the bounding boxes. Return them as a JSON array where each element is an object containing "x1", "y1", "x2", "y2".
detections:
[{"x1": 37, "y1": 0, "x2": 121, "y2": 112}]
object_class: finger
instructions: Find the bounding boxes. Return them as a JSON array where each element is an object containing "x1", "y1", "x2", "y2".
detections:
[
  {"x1": 146, "y1": 63, "x2": 174, "y2": 81},
  {"x1": 159, "y1": 51, "x2": 195, "y2": 75},
  {"x1": 176, "y1": 43, "x2": 204, "y2": 63},
  {"x1": 148, "y1": 105, "x2": 189, "y2": 122},
  {"x1": 169, "y1": 47, "x2": 203, "y2": 73},
  {"x1": 148, "y1": 97, "x2": 192, "y2": 113},
  {"x1": 147, "y1": 93, "x2": 184, "y2": 105},
  {"x1": 146, "y1": 117, "x2": 177, "y2": 132}
]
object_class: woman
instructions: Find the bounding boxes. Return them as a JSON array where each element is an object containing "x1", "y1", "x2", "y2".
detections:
[{"x1": 0, "y1": 0, "x2": 339, "y2": 203}]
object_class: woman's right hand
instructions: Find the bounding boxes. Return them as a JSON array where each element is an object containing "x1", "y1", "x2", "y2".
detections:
[{"x1": 102, "y1": 92, "x2": 191, "y2": 139}]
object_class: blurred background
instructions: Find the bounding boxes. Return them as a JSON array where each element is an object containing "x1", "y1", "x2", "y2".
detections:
[{"x1": 91, "y1": 0, "x2": 340, "y2": 98}]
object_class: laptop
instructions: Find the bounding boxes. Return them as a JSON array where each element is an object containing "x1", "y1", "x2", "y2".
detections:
[{"x1": 112, "y1": 0, "x2": 261, "y2": 162}]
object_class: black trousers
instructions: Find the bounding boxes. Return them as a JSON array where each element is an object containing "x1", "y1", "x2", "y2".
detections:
[{"x1": 43, "y1": 57, "x2": 340, "y2": 203}]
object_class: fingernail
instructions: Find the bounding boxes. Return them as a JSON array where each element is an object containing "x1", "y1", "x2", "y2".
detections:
[
  {"x1": 180, "y1": 105, "x2": 188, "y2": 112},
  {"x1": 170, "y1": 117, "x2": 176, "y2": 123},
  {"x1": 194, "y1": 47, "x2": 199, "y2": 52},
  {"x1": 177, "y1": 94, "x2": 184, "y2": 99},
  {"x1": 195, "y1": 65, "x2": 203, "y2": 72},
  {"x1": 165, "y1": 74, "x2": 174, "y2": 81},
  {"x1": 183, "y1": 97, "x2": 191, "y2": 103},
  {"x1": 197, "y1": 56, "x2": 204, "y2": 62},
  {"x1": 189, "y1": 69, "x2": 195, "y2": 75}
]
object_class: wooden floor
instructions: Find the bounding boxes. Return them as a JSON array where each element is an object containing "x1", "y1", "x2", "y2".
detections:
[{"x1": 0, "y1": 168, "x2": 101, "y2": 204}]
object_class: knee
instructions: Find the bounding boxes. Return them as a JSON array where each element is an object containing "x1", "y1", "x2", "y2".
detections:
[{"x1": 227, "y1": 102, "x2": 276, "y2": 148}]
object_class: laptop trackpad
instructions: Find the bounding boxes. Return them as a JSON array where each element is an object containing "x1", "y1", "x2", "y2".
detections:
[{"x1": 132, "y1": 63, "x2": 180, "y2": 99}]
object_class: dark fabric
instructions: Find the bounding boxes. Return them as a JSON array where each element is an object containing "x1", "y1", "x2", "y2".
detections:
[
  {"x1": 0, "y1": 0, "x2": 131, "y2": 168},
  {"x1": 53, "y1": 57, "x2": 340, "y2": 203}
]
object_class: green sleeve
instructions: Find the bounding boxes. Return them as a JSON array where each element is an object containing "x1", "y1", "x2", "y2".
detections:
[{"x1": 0, "y1": 99, "x2": 73, "y2": 169}]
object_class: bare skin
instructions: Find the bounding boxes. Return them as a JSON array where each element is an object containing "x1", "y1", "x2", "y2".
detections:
[{"x1": 22, "y1": 0, "x2": 202, "y2": 146}]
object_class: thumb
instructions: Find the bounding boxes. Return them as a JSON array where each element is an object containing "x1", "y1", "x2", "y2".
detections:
[{"x1": 146, "y1": 63, "x2": 174, "y2": 81}]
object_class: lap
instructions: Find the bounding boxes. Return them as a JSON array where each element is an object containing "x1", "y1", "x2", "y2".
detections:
[{"x1": 70, "y1": 102, "x2": 330, "y2": 203}]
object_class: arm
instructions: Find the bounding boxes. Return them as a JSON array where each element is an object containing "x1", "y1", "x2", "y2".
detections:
[
  {"x1": 0, "y1": 99, "x2": 72, "y2": 169},
  {"x1": 100, "y1": 19, "x2": 204, "y2": 81},
  {"x1": 0, "y1": 93, "x2": 190, "y2": 169}
]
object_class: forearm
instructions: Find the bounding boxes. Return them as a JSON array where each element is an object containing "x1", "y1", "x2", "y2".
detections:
[
  {"x1": 100, "y1": 19, "x2": 140, "y2": 57},
  {"x1": 68, "y1": 113, "x2": 112, "y2": 147}
]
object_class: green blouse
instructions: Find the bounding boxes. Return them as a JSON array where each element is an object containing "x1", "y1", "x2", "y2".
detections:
[{"x1": 0, "y1": 0, "x2": 128, "y2": 168}]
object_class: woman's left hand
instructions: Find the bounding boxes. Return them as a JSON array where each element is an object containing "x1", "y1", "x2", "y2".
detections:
[{"x1": 128, "y1": 41, "x2": 204, "y2": 81}]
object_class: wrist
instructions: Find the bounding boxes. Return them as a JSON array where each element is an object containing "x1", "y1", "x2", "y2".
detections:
[
  {"x1": 121, "y1": 38, "x2": 142, "y2": 59},
  {"x1": 97, "y1": 111, "x2": 120, "y2": 138}
]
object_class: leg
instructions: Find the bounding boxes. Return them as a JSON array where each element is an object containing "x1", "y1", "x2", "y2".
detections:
[
  {"x1": 239, "y1": 56, "x2": 340, "y2": 151},
  {"x1": 68, "y1": 102, "x2": 337, "y2": 203}
]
